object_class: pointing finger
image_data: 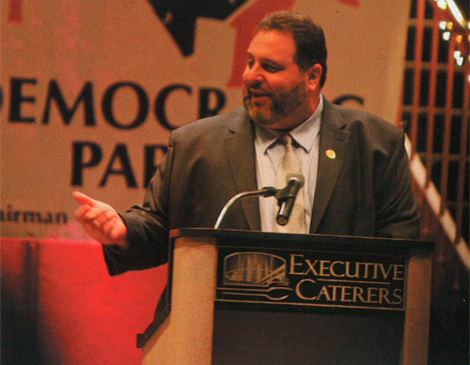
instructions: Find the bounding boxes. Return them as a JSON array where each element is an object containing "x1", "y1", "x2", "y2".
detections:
[{"x1": 72, "y1": 191, "x2": 97, "y2": 207}]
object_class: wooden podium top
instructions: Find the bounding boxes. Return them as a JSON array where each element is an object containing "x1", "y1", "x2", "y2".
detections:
[{"x1": 170, "y1": 228, "x2": 434, "y2": 253}]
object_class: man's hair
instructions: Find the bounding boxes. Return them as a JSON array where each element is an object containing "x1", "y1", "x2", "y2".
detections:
[{"x1": 257, "y1": 11, "x2": 328, "y2": 87}]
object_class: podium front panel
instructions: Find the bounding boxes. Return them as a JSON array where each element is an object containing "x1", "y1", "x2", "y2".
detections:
[
  {"x1": 211, "y1": 235, "x2": 409, "y2": 365},
  {"x1": 213, "y1": 309, "x2": 403, "y2": 365},
  {"x1": 143, "y1": 229, "x2": 433, "y2": 365}
]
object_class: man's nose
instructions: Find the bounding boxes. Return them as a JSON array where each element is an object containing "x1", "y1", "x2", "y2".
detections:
[{"x1": 243, "y1": 65, "x2": 264, "y2": 85}]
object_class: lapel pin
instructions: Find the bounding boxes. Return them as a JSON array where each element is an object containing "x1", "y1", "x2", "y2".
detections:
[{"x1": 326, "y1": 149, "x2": 337, "y2": 159}]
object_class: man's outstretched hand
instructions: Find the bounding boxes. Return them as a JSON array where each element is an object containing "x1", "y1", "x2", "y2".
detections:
[{"x1": 73, "y1": 191, "x2": 128, "y2": 248}]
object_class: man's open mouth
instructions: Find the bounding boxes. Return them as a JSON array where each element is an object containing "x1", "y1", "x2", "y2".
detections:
[{"x1": 249, "y1": 89, "x2": 272, "y2": 100}]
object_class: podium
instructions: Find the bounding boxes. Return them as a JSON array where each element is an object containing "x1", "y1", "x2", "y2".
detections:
[{"x1": 140, "y1": 228, "x2": 433, "y2": 365}]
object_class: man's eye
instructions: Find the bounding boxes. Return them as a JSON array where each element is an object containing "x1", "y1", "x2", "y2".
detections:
[{"x1": 264, "y1": 64, "x2": 281, "y2": 73}]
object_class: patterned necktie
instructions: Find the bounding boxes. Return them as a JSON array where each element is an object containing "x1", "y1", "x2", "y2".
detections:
[{"x1": 275, "y1": 134, "x2": 306, "y2": 233}]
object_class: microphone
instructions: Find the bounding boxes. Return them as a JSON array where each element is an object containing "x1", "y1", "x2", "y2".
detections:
[
  {"x1": 276, "y1": 173, "x2": 305, "y2": 226},
  {"x1": 214, "y1": 186, "x2": 277, "y2": 229}
]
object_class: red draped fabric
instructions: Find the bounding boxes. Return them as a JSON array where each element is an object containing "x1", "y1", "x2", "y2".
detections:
[{"x1": 1, "y1": 238, "x2": 167, "y2": 365}]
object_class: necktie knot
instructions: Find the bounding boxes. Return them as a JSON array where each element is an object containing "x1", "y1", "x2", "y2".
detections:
[
  {"x1": 277, "y1": 134, "x2": 300, "y2": 178},
  {"x1": 280, "y1": 134, "x2": 294, "y2": 148}
]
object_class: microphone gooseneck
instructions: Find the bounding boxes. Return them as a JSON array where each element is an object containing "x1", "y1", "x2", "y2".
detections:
[{"x1": 214, "y1": 186, "x2": 277, "y2": 229}]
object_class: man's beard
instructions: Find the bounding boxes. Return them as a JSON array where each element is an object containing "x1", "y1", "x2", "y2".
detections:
[{"x1": 243, "y1": 82, "x2": 307, "y2": 128}]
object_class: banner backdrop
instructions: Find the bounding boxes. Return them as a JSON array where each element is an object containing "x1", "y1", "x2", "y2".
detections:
[{"x1": 1, "y1": 0, "x2": 411, "y2": 239}]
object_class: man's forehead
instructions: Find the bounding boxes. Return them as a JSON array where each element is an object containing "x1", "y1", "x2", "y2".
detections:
[{"x1": 247, "y1": 30, "x2": 297, "y2": 62}]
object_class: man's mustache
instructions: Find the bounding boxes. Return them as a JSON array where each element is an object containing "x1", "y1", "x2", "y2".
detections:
[{"x1": 245, "y1": 86, "x2": 272, "y2": 98}]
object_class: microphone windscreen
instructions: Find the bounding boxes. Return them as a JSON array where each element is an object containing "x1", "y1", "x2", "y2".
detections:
[{"x1": 286, "y1": 172, "x2": 305, "y2": 187}]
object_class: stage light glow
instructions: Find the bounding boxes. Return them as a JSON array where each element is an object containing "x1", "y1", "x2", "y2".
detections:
[
  {"x1": 439, "y1": 21, "x2": 448, "y2": 30},
  {"x1": 446, "y1": 0, "x2": 466, "y2": 28},
  {"x1": 443, "y1": 31, "x2": 451, "y2": 41},
  {"x1": 454, "y1": 51, "x2": 464, "y2": 66},
  {"x1": 437, "y1": 0, "x2": 447, "y2": 10}
]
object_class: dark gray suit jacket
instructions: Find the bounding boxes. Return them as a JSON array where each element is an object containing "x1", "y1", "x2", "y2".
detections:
[{"x1": 104, "y1": 99, "x2": 420, "y2": 275}]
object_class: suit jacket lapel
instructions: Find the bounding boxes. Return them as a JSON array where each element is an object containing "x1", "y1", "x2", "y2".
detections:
[
  {"x1": 310, "y1": 100, "x2": 351, "y2": 233},
  {"x1": 223, "y1": 111, "x2": 261, "y2": 231}
]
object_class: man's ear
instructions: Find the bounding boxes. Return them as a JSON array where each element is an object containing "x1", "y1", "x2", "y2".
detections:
[{"x1": 307, "y1": 64, "x2": 322, "y2": 89}]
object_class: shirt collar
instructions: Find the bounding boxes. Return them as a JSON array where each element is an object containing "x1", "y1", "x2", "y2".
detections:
[{"x1": 255, "y1": 94, "x2": 323, "y2": 154}]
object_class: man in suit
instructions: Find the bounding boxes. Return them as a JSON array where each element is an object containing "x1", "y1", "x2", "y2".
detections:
[{"x1": 74, "y1": 11, "x2": 420, "y2": 276}]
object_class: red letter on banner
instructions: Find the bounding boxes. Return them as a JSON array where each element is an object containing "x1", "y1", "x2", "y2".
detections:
[{"x1": 8, "y1": 0, "x2": 24, "y2": 23}]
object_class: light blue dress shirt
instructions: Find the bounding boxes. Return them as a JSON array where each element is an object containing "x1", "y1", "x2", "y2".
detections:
[{"x1": 254, "y1": 95, "x2": 323, "y2": 232}]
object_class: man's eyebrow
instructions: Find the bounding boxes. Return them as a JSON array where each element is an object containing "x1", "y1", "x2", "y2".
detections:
[
  {"x1": 246, "y1": 52, "x2": 285, "y2": 67},
  {"x1": 264, "y1": 59, "x2": 284, "y2": 67}
]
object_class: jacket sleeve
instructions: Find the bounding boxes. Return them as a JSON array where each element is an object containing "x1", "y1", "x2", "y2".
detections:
[
  {"x1": 374, "y1": 132, "x2": 420, "y2": 239},
  {"x1": 101, "y1": 134, "x2": 176, "y2": 275}
]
